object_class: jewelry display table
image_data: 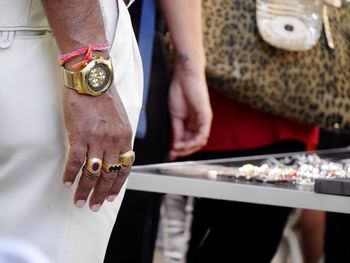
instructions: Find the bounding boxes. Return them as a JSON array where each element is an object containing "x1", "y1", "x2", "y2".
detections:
[{"x1": 127, "y1": 148, "x2": 350, "y2": 214}]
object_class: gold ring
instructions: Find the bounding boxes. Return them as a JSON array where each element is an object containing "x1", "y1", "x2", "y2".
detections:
[
  {"x1": 86, "y1": 158, "x2": 102, "y2": 175},
  {"x1": 102, "y1": 163, "x2": 122, "y2": 173},
  {"x1": 118, "y1": 150, "x2": 135, "y2": 167}
]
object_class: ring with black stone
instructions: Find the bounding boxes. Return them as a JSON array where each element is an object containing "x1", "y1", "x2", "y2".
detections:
[{"x1": 102, "y1": 163, "x2": 122, "y2": 173}]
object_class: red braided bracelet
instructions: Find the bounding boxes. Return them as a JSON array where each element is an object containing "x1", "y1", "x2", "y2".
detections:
[{"x1": 59, "y1": 41, "x2": 110, "y2": 70}]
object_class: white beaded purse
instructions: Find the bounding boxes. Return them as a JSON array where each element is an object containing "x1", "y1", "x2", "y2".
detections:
[{"x1": 256, "y1": 0, "x2": 341, "y2": 51}]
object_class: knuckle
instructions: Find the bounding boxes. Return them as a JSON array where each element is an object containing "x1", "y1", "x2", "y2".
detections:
[
  {"x1": 110, "y1": 135, "x2": 132, "y2": 148},
  {"x1": 67, "y1": 148, "x2": 85, "y2": 169},
  {"x1": 109, "y1": 187, "x2": 121, "y2": 197},
  {"x1": 118, "y1": 168, "x2": 131, "y2": 178},
  {"x1": 109, "y1": 133, "x2": 120, "y2": 145},
  {"x1": 101, "y1": 173, "x2": 117, "y2": 183},
  {"x1": 90, "y1": 131, "x2": 104, "y2": 141},
  {"x1": 120, "y1": 125, "x2": 133, "y2": 140},
  {"x1": 81, "y1": 188, "x2": 92, "y2": 197},
  {"x1": 109, "y1": 133, "x2": 119, "y2": 143},
  {"x1": 110, "y1": 137, "x2": 119, "y2": 145},
  {"x1": 92, "y1": 191, "x2": 106, "y2": 201},
  {"x1": 120, "y1": 133, "x2": 132, "y2": 144},
  {"x1": 84, "y1": 171, "x2": 99, "y2": 181},
  {"x1": 113, "y1": 176, "x2": 124, "y2": 186},
  {"x1": 75, "y1": 188, "x2": 92, "y2": 200},
  {"x1": 107, "y1": 124, "x2": 133, "y2": 145},
  {"x1": 71, "y1": 158, "x2": 84, "y2": 169}
]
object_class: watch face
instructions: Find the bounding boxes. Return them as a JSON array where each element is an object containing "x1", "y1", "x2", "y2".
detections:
[{"x1": 87, "y1": 63, "x2": 110, "y2": 92}]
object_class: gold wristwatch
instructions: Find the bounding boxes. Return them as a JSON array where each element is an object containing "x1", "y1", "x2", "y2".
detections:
[{"x1": 63, "y1": 57, "x2": 113, "y2": 96}]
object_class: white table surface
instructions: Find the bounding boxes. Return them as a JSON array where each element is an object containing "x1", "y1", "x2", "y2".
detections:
[{"x1": 127, "y1": 148, "x2": 350, "y2": 214}]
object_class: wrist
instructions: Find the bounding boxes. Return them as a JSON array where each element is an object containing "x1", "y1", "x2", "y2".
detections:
[
  {"x1": 175, "y1": 50, "x2": 206, "y2": 72},
  {"x1": 175, "y1": 58, "x2": 206, "y2": 77}
]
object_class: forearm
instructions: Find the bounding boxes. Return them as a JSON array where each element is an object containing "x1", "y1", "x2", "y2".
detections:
[
  {"x1": 163, "y1": 0, "x2": 212, "y2": 159},
  {"x1": 41, "y1": 0, "x2": 107, "y2": 55},
  {"x1": 160, "y1": 0, "x2": 206, "y2": 70}
]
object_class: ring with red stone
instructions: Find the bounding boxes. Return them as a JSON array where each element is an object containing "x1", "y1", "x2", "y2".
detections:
[{"x1": 86, "y1": 158, "x2": 103, "y2": 175}]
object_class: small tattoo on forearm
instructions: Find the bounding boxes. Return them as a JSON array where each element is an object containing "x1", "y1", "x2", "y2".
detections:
[{"x1": 178, "y1": 53, "x2": 190, "y2": 62}]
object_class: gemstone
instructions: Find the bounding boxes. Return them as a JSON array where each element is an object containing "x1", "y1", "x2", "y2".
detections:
[
  {"x1": 109, "y1": 165, "x2": 121, "y2": 172},
  {"x1": 92, "y1": 162, "x2": 100, "y2": 171}
]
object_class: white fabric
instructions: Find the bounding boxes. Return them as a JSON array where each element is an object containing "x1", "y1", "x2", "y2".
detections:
[
  {"x1": 126, "y1": 0, "x2": 136, "y2": 8},
  {"x1": 0, "y1": 237, "x2": 52, "y2": 263},
  {"x1": 0, "y1": 0, "x2": 143, "y2": 262}
]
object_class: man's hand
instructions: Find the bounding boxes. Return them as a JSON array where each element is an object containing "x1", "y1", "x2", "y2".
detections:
[
  {"x1": 168, "y1": 61, "x2": 213, "y2": 161},
  {"x1": 41, "y1": 0, "x2": 134, "y2": 212},
  {"x1": 63, "y1": 86, "x2": 132, "y2": 212}
]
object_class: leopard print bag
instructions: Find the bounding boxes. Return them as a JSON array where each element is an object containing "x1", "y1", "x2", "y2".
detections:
[{"x1": 203, "y1": 0, "x2": 350, "y2": 132}]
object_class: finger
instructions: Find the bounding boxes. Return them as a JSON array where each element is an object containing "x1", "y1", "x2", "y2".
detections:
[
  {"x1": 107, "y1": 167, "x2": 131, "y2": 199},
  {"x1": 182, "y1": 129, "x2": 209, "y2": 150},
  {"x1": 74, "y1": 148, "x2": 103, "y2": 208},
  {"x1": 108, "y1": 165, "x2": 131, "y2": 199},
  {"x1": 172, "y1": 129, "x2": 208, "y2": 154},
  {"x1": 181, "y1": 117, "x2": 211, "y2": 150},
  {"x1": 168, "y1": 145, "x2": 203, "y2": 161},
  {"x1": 63, "y1": 143, "x2": 88, "y2": 187},
  {"x1": 170, "y1": 117, "x2": 186, "y2": 150},
  {"x1": 89, "y1": 151, "x2": 120, "y2": 212}
]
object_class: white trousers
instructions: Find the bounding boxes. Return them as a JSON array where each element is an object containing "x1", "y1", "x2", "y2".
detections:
[{"x1": 0, "y1": 0, "x2": 143, "y2": 262}]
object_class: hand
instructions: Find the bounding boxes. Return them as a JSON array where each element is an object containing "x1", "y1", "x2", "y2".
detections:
[
  {"x1": 62, "y1": 86, "x2": 133, "y2": 212},
  {"x1": 168, "y1": 63, "x2": 213, "y2": 160}
]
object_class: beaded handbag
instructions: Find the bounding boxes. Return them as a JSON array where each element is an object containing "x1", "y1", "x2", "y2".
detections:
[{"x1": 256, "y1": 0, "x2": 324, "y2": 51}]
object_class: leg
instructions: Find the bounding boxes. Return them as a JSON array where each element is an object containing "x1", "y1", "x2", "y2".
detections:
[{"x1": 297, "y1": 209, "x2": 325, "y2": 263}]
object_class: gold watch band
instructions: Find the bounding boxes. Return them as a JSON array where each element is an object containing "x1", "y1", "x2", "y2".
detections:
[{"x1": 63, "y1": 69, "x2": 83, "y2": 92}]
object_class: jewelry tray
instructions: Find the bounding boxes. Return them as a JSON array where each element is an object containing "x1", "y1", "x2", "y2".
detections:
[{"x1": 128, "y1": 147, "x2": 350, "y2": 213}]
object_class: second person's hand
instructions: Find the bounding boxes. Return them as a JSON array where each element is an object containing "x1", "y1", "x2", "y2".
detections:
[{"x1": 168, "y1": 61, "x2": 213, "y2": 161}]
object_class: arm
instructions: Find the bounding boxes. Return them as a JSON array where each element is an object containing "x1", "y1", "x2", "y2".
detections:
[
  {"x1": 159, "y1": 0, "x2": 213, "y2": 160},
  {"x1": 42, "y1": 0, "x2": 133, "y2": 212}
]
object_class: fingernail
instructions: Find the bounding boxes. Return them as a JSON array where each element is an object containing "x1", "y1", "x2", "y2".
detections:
[
  {"x1": 91, "y1": 204, "x2": 101, "y2": 212},
  {"x1": 64, "y1": 181, "x2": 72, "y2": 188},
  {"x1": 75, "y1": 200, "x2": 86, "y2": 208},
  {"x1": 107, "y1": 195, "x2": 117, "y2": 202}
]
